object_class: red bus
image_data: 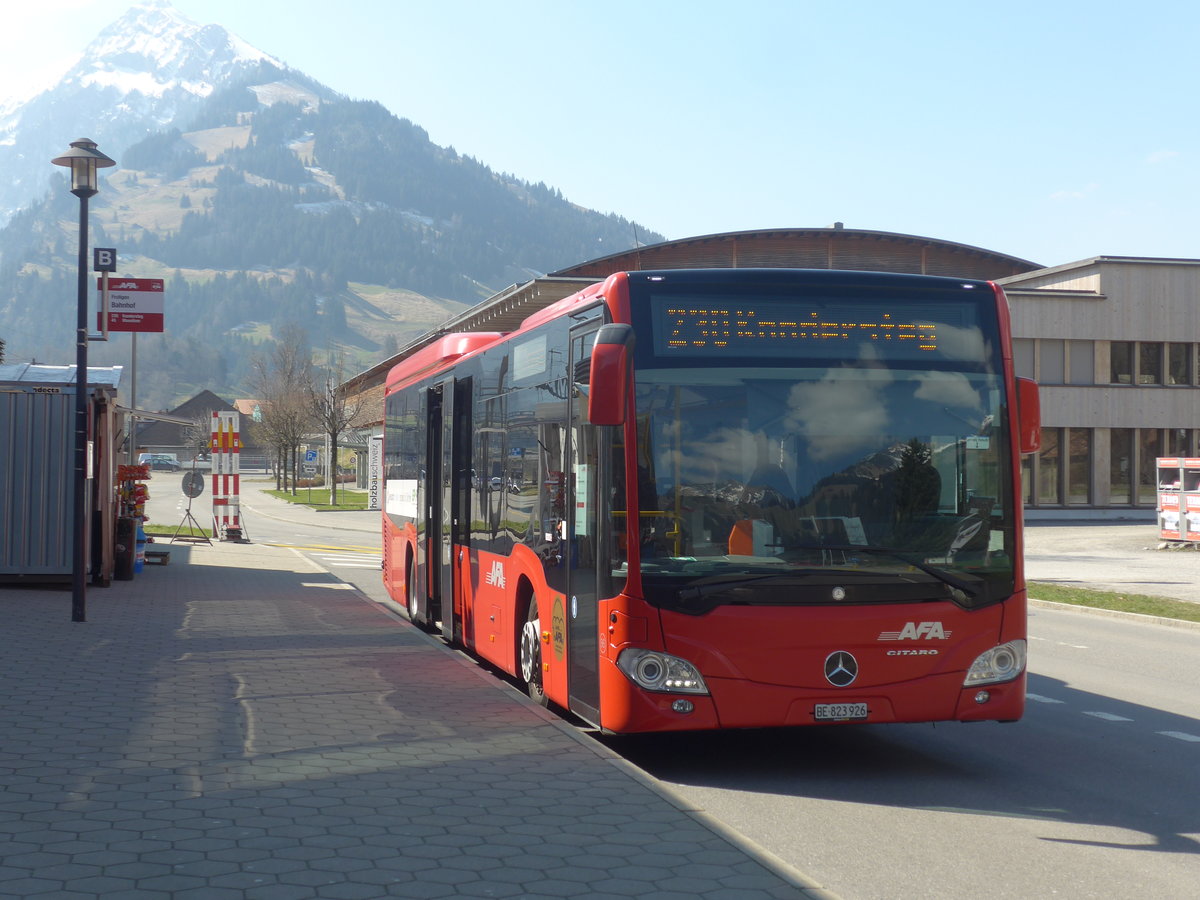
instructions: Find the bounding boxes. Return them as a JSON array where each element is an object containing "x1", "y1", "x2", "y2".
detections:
[{"x1": 382, "y1": 269, "x2": 1040, "y2": 733}]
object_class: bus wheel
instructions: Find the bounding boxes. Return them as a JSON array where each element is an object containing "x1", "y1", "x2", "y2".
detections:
[
  {"x1": 406, "y1": 564, "x2": 422, "y2": 626},
  {"x1": 519, "y1": 599, "x2": 550, "y2": 707}
]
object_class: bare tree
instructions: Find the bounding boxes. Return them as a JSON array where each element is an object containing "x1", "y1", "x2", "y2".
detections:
[
  {"x1": 309, "y1": 349, "x2": 368, "y2": 506},
  {"x1": 182, "y1": 411, "x2": 215, "y2": 467},
  {"x1": 249, "y1": 323, "x2": 316, "y2": 495}
]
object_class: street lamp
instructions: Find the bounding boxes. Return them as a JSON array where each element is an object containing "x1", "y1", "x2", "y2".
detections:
[{"x1": 51, "y1": 138, "x2": 116, "y2": 623}]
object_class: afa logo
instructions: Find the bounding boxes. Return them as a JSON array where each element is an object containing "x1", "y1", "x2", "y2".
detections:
[
  {"x1": 551, "y1": 597, "x2": 567, "y2": 661},
  {"x1": 484, "y1": 560, "x2": 506, "y2": 589},
  {"x1": 878, "y1": 621, "x2": 951, "y2": 641}
]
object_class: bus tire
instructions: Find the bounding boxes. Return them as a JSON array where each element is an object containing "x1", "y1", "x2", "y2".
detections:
[
  {"x1": 519, "y1": 598, "x2": 550, "y2": 707},
  {"x1": 406, "y1": 561, "x2": 423, "y2": 627}
]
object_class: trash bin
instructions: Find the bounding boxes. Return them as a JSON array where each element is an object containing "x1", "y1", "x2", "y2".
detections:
[{"x1": 115, "y1": 516, "x2": 135, "y2": 580}]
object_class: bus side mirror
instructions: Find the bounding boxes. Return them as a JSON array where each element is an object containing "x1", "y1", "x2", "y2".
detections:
[
  {"x1": 1016, "y1": 377, "x2": 1040, "y2": 454},
  {"x1": 588, "y1": 324, "x2": 635, "y2": 426}
]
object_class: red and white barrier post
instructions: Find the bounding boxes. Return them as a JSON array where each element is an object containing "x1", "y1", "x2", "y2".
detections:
[{"x1": 210, "y1": 410, "x2": 243, "y2": 541}]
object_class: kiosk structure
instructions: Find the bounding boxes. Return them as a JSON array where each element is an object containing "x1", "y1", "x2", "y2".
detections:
[
  {"x1": 1155, "y1": 457, "x2": 1200, "y2": 542},
  {"x1": 0, "y1": 363, "x2": 123, "y2": 583}
]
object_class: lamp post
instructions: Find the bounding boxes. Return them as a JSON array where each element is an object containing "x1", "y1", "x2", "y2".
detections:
[{"x1": 52, "y1": 138, "x2": 115, "y2": 623}]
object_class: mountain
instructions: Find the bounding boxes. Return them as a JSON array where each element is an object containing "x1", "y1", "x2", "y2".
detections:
[
  {"x1": 0, "y1": 0, "x2": 282, "y2": 226},
  {"x1": 0, "y1": 3, "x2": 662, "y2": 409}
]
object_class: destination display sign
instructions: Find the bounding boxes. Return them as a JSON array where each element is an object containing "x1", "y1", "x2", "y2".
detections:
[
  {"x1": 97, "y1": 277, "x2": 165, "y2": 333},
  {"x1": 649, "y1": 295, "x2": 981, "y2": 361}
]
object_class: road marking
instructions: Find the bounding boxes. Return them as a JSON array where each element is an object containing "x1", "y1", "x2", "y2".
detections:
[
  {"x1": 1028, "y1": 697, "x2": 1196, "y2": 744},
  {"x1": 317, "y1": 554, "x2": 381, "y2": 569},
  {"x1": 267, "y1": 541, "x2": 380, "y2": 554},
  {"x1": 1027, "y1": 636, "x2": 1088, "y2": 649},
  {"x1": 1157, "y1": 731, "x2": 1200, "y2": 743}
]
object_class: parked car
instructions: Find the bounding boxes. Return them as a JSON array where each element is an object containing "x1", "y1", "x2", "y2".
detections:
[{"x1": 138, "y1": 453, "x2": 180, "y2": 472}]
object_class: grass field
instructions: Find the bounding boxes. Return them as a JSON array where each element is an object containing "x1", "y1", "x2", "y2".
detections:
[
  {"x1": 263, "y1": 487, "x2": 369, "y2": 511},
  {"x1": 1028, "y1": 582, "x2": 1200, "y2": 623}
]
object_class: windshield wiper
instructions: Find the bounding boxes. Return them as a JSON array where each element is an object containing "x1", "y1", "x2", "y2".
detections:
[
  {"x1": 672, "y1": 567, "x2": 891, "y2": 610},
  {"x1": 675, "y1": 574, "x2": 781, "y2": 605},
  {"x1": 804, "y1": 544, "x2": 981, "y2": 601}
]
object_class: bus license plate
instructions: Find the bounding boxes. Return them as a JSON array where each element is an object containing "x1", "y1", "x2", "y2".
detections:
[{"x1": 814, "y1": 702, "x2": 868, "y2": 722}]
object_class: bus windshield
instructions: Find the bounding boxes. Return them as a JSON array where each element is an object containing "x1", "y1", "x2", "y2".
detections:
[{"x1": 628, "y1": 284, "x2": 1016, "y2": 613}]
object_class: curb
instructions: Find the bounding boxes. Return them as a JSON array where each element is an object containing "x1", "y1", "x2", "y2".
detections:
[
  {"x1": 239, "y1": 491, "x2": 378, "y2": 535},
  {"x1": 1029, "y1": 597, "x2": 1200, "y2": 631}
]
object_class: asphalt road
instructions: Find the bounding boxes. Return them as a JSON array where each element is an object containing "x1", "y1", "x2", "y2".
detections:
[
  {"x1": 606, "y1": 604, "x2": 1200, "y2": 899},
  {"x1": 1024, "y1": 518, "x2": 1200, "y2": 604}
]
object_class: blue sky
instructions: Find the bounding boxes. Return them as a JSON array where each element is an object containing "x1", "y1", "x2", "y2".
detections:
[{"x1": 3, "y1": 0, "x2": 1197, "y2": 267}]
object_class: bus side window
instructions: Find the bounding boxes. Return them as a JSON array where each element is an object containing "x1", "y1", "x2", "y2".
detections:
[
  {"x1": 538, "y1": 423, "x2": 566, "y2": 550},
  {"x1": 610, "y1": 438, "x2": 629, "y2": 570}
]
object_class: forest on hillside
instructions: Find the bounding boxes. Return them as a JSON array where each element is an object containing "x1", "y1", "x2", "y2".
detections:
[{"x1": 0, "y1": 66, "x2": 662, "y2": 409}]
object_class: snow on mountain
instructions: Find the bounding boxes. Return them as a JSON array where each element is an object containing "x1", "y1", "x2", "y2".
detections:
[
  {"x1": 0, "y1": 0, "x2": 284, "y2": 225},
  {"x1": 75, "y1": 0, "x2": 279, "y2": 102},
  {"x1": 250, "y1": 81, "x2": 322, "y2": 111}
]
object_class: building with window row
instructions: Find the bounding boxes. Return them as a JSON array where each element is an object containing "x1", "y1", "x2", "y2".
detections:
[{"x1": 1002, "y1": 256, "x2": 1200, "y2": 517}]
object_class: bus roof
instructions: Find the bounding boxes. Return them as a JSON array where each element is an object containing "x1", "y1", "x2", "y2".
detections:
[
  {"x1": 385, "y1": 332, "x2": 503, "y2": 391},
  {"x1": 516, "y1": 269, "x2": 998, "y2": 336},
  {"x1": 619, "y1": 267, "x2": 996, "y2": 289},
  {"x1": 516, "y1": 279, "x2": 607, "y2": 332}
]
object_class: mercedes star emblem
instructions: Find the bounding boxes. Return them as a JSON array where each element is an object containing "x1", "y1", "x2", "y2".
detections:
[{"x1": 824, "y1": 651, "x2": 859, "y2": 687}]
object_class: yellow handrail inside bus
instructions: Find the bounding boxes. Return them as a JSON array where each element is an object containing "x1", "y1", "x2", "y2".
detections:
[{"x1": 611, "y1": 510, "x2": 683, "y2": 555}]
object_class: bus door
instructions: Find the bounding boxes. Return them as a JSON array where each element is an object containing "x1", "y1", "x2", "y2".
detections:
[
  {"x1": 427, "y1": 377, "x2": 472, "y2": 643},
  {"x1": 567, "y1": 325, "x2": 603, "y2": 720},
  {"x1": 442, "y1": 377, "x2": 472, "y2": 644},
  {"x1": 419, "y1": 384, "x2": 443, "y2": 628}
]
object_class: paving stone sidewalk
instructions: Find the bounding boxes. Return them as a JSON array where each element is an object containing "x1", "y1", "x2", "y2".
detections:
[{"x1": 0, "y1": 539, "x2": 835, "y2": 899}]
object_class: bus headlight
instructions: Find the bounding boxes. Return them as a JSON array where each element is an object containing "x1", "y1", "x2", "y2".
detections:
[
  {"x1": 616, "y1": 648, "x2": 709, "y2": 695},
  {"x1": 963, "y1": 640, "x2": 1026, "y2": 686}
]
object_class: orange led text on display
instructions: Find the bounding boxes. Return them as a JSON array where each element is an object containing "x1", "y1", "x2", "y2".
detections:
[{"x1": 662, "y1": 307, "x2": 939, "y2": 352}]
